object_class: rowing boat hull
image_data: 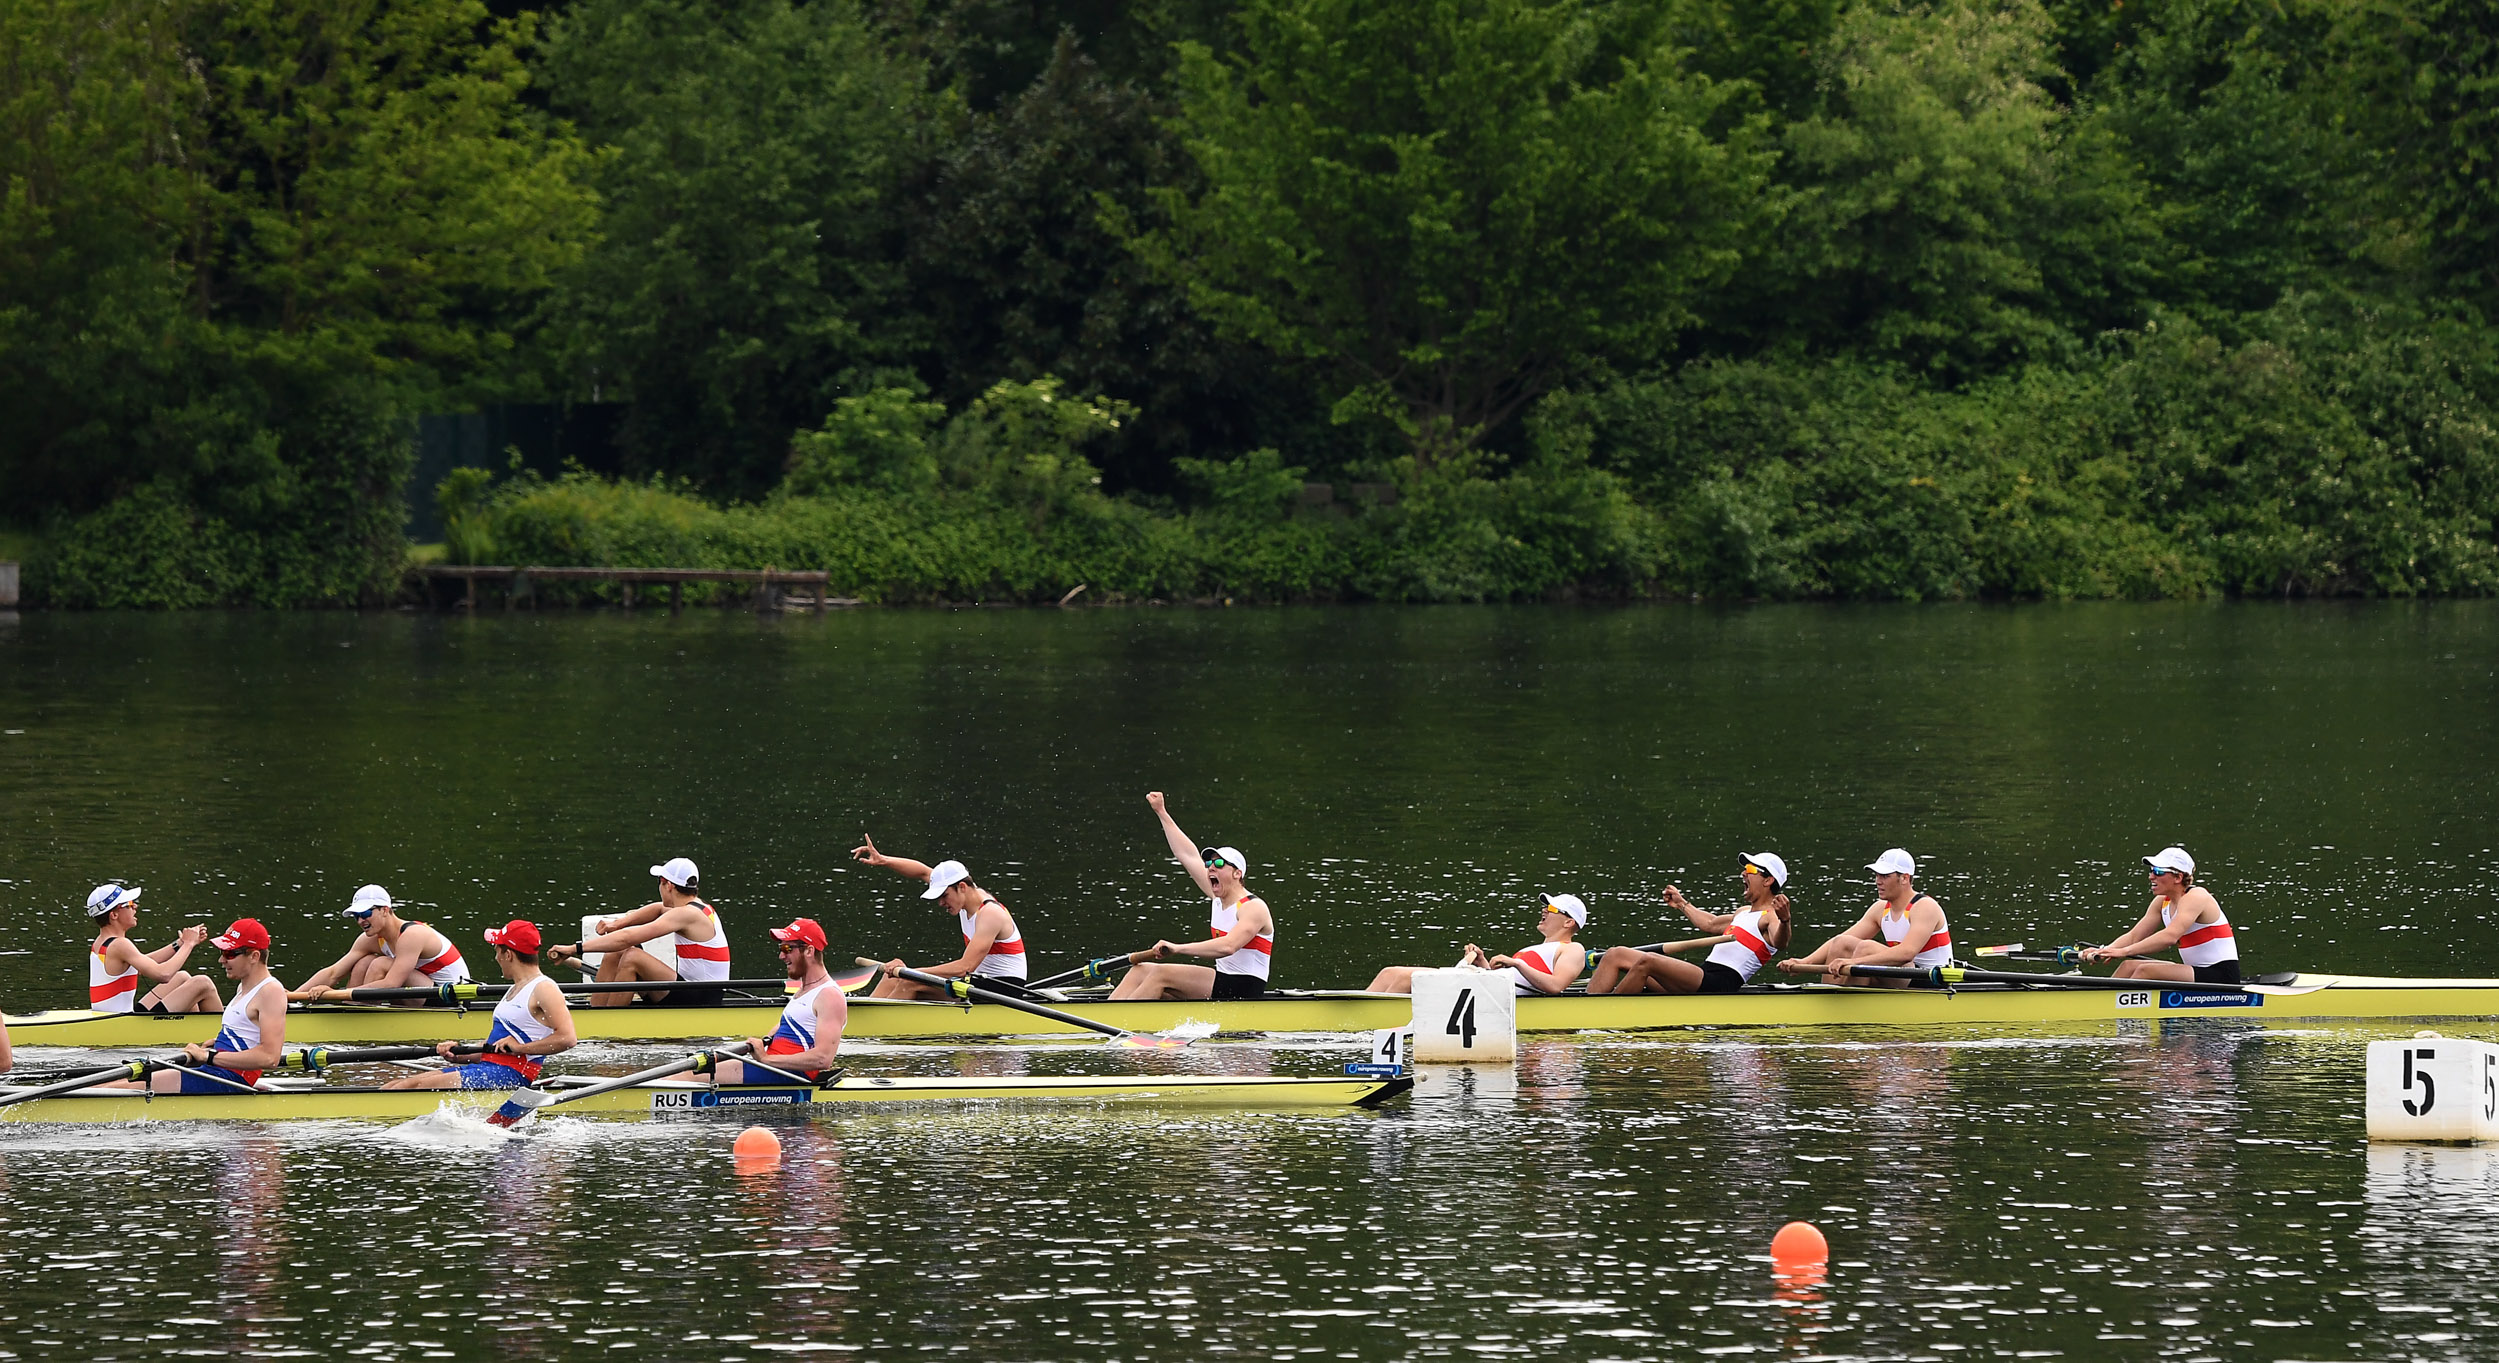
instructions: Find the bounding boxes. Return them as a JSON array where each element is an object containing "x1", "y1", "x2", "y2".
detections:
[
  {"x1": 11, "y1": 974, "x2": 2498, "y2": 1046},
  {"x1": 0, "y1": 1073, "x2": 1411, "y2": 1124}
]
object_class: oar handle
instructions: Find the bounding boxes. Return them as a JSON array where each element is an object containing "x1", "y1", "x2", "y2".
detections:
[
  {"x1": 1024, "y1": 950, "x2": 1156, "y2": 992},
  {"x1": 858, "y1": 958, "x2": 1132, "y2": 1040}
]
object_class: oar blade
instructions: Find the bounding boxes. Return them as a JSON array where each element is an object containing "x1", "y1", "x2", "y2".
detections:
[
  {"x1": 485, "y1": 1088, "x2": 555, "y2": 1129},
  {"x1": 831, "y1": 963, "x2": 880, "y2": 995}
]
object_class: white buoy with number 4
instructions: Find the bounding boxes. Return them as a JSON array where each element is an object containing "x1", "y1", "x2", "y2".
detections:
[
  {"x1": 2366, "y1": 1031, "x2": 2499, "y2": 1142},
  {"x1": 1410, "y1": 967, "x2": 1517, "y2": 1063}
]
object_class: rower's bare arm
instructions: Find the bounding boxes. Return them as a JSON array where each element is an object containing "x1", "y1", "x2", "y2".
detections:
[
  {"x1": 584, "y1": 907, "x2": 692, "y2": 954},
  {"x1": 224, "y1": 987, "x2": 288, "y2": 1069},
  {"x1": 145, "y1": 926, "x2": 203, "y2": 970},
  {"x1": 2088, "y1": 904, "x2": 2167, "y2": 960},
  {"x1": 108, "y1": 936, "x2": 179, "y2": 984},
  {"x1": 851, "y1": 834, "x2": 935, "y2": 882},
  {"x1": 1148, "y1": 792, "x2": 1217, "y2": 897},
  {"x1": 599, "y1": 902, "x2": 666, "y2": 934},
  {"x1": 1168, "y1": 909, "x2": 1266, "y2": 961},
  {"x1": 782, "y1": 992, "x2": 849, "y2": 1070},
  {"x1": 529, "y1": 991, "x2": 578, "y2": 1054},
  {"x1": 1666, "y1": 887, "x2": 1724, "y2": 933},
  {"x1": 294, "y1": 941, "x2": 371, "y2": 996},
  {"x1": 929, "y1": 906, "x2": 1011, "y2": 977}
]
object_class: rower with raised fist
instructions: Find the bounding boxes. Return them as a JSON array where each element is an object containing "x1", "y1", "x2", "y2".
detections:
[
  {"x1": 1109, "y1": 792, "x2": 1276, "y2": 1002},
  {"x1": 1594, "y1": 856, "x2": 1794, "y2": 995},
  {"x1": 546, "y1": 856, "x2": 731, "y2": 1007}
]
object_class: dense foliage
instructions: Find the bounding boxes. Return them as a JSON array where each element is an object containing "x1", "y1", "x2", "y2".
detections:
[{"x1": 6, "y1": 0, "x2": 2496, "y2": 604}]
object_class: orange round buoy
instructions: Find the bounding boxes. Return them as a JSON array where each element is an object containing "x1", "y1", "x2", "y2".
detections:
[
  {"x1": 732, "y1": 1126, "x2": 782, "y2": 1161},
  {"x1": 1770, "y1": 1220, "x2": 1828, "y2": 1268}
]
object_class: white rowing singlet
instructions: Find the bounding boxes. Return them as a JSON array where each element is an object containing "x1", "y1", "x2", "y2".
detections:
[{"x1": 1211, "y1": 896, "x2": 1274, "y2": 980}]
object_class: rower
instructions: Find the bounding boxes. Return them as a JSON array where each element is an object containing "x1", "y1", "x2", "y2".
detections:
[
  {"x1": 115, "y1": 919, "x2": 287, "y2": 1093},
  {"x1": 84, "y1": 881, "x2": 220, "y2": 1014},
  {"x1": 853, "y1": 836, "x2": 1029, "y2": 1000},
  {"x1": 1777, "y1": 848, "x2": 1948, "y2": 987},
  {"x1": 1109, "y1": 791, "x2": 1276, "y2": 1002},
  {"x1": 1365, "y1": 895, "x2": 1589, "y2": 995},
  {"x1": 2081, "y1": 846, "x2": 2239, "y2": 984},
  {"x1": 291, "y1": 885, "x2": 471, "y2": 1004},
  {"x1": 386, "y1": 921, "x2": 576, "y2": 1090},
  {"x1": 714, "y1": 918, "x2": 847, "y2": 1083},
  {"x1": 1591, "y1": 857, "x2": 1794, "y2": 994},
  {"x1": 545, "y1": 857, "x2": 731, "y2": 1007}
]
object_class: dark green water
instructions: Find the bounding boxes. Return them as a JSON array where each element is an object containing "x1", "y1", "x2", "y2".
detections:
[{"x1": 4, "y1": 603, "x2": 2499, "y2": 1361}]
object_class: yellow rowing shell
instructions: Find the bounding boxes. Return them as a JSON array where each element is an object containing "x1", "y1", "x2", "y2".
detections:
[
  {"x1": 8, "y1": 974, "x2": 2496, "y2": 1048},
  {"x1": 0, "y1": 1072, "x2": 1411, "y2": 1124}
]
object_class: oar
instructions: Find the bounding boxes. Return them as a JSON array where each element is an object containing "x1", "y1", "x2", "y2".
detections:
[
  {"x1": 274, "y1": 1045, "x2": 487, "y2": 1071},
  {"x1": 485, "y1": 1041, "x2": 756, "y2": 1129},
  {"x1": 1025, "y1": 949, "x2": 1157, "y2": 992},
  {"x1": 0, "y1": 1052, "x2": 199, "y2": 1108},
  {"x1": 1971, "y1": 943, "x2": 2087, "y2": 965},
  {"x1": 859, "y1": 958, "x2": 1211, "y2": 1049},
  {"x1": 1784, "y1": 962, "x2": 2256, "y2": 992}
]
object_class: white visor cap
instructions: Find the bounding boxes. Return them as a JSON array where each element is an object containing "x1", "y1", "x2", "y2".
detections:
[
  {"x1": 1741, "y1": 852, "x2": 1790, "y2": 888},
  {"x1": 923, "y1": 859, "x2": 971, "y2": 900},
  {"x1": 2144, "y1": 846, "x2": 2196, "y2": 876},
  {"x1": 85, "y1": 883, "x2": 141, "y2": 917},
  {"x1": 1541, "y1": 893, "x2": 1588, "y2": 926},
  {"x1": 1202, "y1": 846, "x2": 1249, "y2": 874},
  {"x1": 1867, "y1": 848, "x2": 1916, "y2": 877},
  {"x1": 650, "y1": 856, "x2": 700, "y2": 889},
  {"x1": 347, "y1": 884, "x2": 393, "y2": 916}
]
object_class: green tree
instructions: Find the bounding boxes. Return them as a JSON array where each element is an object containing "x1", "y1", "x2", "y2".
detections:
[
  {"x1": 1129, "y1": 0, "x2": 1773, "y2": 461},
  {"x1": 2333, "y1": 0, "x2": 2499, "y2": 310},
  {"x1": 543, "y1": 0, "x2": 931, "y2": 497}
]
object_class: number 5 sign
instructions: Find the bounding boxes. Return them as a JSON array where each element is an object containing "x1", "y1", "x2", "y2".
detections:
[{"x1": 2367, "y1": 1034, "x2": 2499, "y2": 1143}]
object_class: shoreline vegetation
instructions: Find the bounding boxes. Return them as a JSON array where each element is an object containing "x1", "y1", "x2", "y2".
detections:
[{"x1": 7, "y1": 0, "x2": 2496, "y2": 608}]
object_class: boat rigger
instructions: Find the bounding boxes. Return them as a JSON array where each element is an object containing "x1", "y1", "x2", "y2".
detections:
[{"x1": 9, "y1": 973, "x2": 2499, "y2": 1048}]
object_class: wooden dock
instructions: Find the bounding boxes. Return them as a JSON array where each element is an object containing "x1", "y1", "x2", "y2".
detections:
[{"x1": 412, "y1": 565, "x2": 852, "y2": 612}]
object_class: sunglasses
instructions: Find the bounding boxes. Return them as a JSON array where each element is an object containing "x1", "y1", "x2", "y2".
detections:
[
  {"x1": 775, "y1": 940, "x2": 808, "y2": 951},
  {"x1": 1743, "y1": 863, "x2": 1772, "y2": 878},
  {"x1": 2148, "y1": 867, "x2": 2184, "y2": 877}
]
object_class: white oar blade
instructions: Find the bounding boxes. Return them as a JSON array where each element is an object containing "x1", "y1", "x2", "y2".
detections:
[{"x1": 485, "y1": 1088, "x2": 556, "y2": 1128}]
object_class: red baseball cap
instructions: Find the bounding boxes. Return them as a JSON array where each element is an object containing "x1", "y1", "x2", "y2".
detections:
[
  {"x1": 484, "y1": 920, "x2": 542, "y2": 953},
  {"x1": 769, "y1": 918, "x2": 828, "y2": 951},
  {"x1": 211, "y1": 918, "x2": 271, "y2": 953}
]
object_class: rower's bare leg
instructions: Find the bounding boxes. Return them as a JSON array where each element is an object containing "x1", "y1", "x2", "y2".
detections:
[
  {"x1": 140, "y1": 972, "x2": 222, "y2": 1013},
  {"x1": 1823, "y1": 938, "x2": 1907, "y2": 988},
  {"x1": 1365, "y1": 966, "x2": 1423, "y2": 995},
  {"x1": 2112, "y1": 959, "x2": 2193, "y2": 982},
  {"x1": 1589, "y1": 946, "x2": 1652, "y2": 994},
  {"x1": 588, "y1": 947, "x2": 678, "y2": 1007},
  {"x1": 383, "y1": 1068, "x2": 464, "y2": 1090},
  {"x1": 871, "y1": 976, "x2": 951, "y2": 1001},
  {"x1": 1604, "y1": 954, "x2": 1703, "y2": 995},
  {"x1": 1109, "y1": 963, "x2": 1215, "y2": 1001}
]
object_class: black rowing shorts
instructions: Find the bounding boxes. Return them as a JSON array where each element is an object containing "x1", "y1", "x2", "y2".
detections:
[
  {"x1": 1211, "y1": 971, "x2": 1265, "y2": 1002},
  {"x1": 1695, "y1": 962, "x2": 1746, "y2": 994},
  {"x1": 2191, "y1": 961, "x2": 2242, "y2": 985}
]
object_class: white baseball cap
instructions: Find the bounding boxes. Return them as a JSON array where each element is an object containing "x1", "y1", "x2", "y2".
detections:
[
  {"x1": 1541, "y1": 893, "x2": 1588, "y2": 927},
  {"x1": 650, "y1": 856, "x2": 700, "y2": 888},
  {"x1": 1741, "y1": 852, "x2": 1790, "y2": 888},
  {"x1": 922, "y1": 859, "x2": 971, "y2": 899},
  {"x1": 2144, "y1": 846, "x2": 2195, "y2": 876},
  {"x1": 85, "y1": 882, "x2": 141, "y2": 918},
  {"x1": 1867, "y1": 848, "x2": 1916, "y2": 877},
  {"x1": 346, "y1": 884, "x2": 394, "y2": 916},
  {"x1": 1201, "y1": 846, "x2": 1249, "y2": 873}
]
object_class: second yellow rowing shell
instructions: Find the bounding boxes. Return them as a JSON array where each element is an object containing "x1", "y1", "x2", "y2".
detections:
[
  {"x1": 0, "y1": 1072, "x2": 1411, "y2": 1124},
  {"x1": 7, "y1": 974, "x2": 2496, "y2": 1047}
]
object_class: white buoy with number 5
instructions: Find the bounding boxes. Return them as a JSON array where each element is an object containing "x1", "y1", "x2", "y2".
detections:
[
  {"x1": 1410, "y1": 967, "x2": 1517, "y2": 1062},
  {"x1": 2365, "y1": 1031, "x2": 2499, "y2": 1142}
]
